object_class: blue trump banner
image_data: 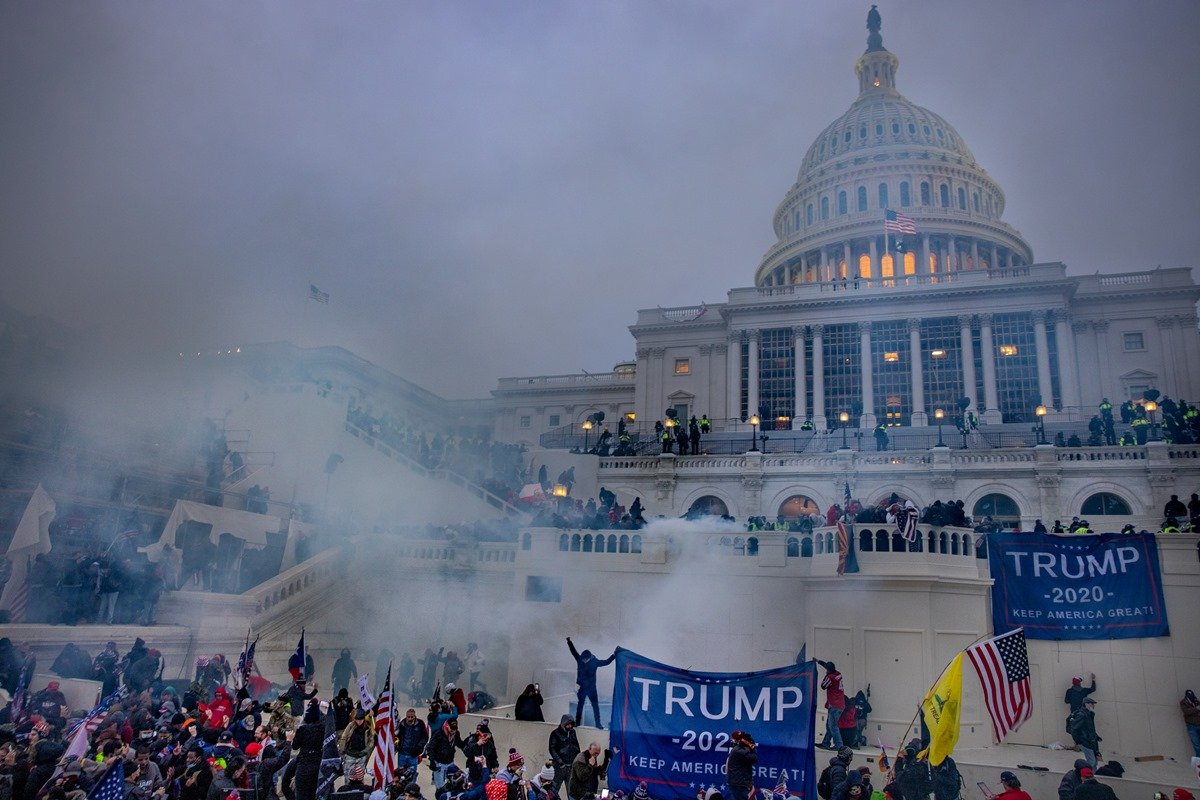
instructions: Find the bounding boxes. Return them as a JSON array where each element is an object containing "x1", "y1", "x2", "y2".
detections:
[
  {"x1": 608, "y1": 648, "x2": 816, "y2": 800},
  {"x1": 988, "y1": 532, "x2": 1169, "y2": 640}
]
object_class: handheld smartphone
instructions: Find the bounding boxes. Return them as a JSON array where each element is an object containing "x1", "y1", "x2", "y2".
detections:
[
  {"x1": 600, "y1": 791, "x2": 610, "y2": 799},
  {"x1": 976, "y1": 782, "x2": 994, "y2": 800}
]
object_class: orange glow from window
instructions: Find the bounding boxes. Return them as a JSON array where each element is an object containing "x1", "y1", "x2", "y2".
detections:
[
  {"x1": 858, "y1": 254, "x2": 872, "y2": 279},
  {"x1": 904, "y1": 252, "x2": 916, "y2": 275}
]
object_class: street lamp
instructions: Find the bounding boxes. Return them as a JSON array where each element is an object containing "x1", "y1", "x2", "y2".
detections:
[
  {"x1": 582, "y1": 419, "x2": 594, "y2": 452},
  {"x1": 1144, "y1": 400, "x2": 1159, "y2": 441},
  {"x1": 838, "y1": 411, "x2": 850, "y2": 449},
  {"x1": 749, "y1": 414, "x2": 761, "y2": 452},
  {"x1": 934, "y1": 408, "x2": 946, "y2": 447},
  {"x1": 1034, "y1": 404, "x2": 1048, "y2": 445}
]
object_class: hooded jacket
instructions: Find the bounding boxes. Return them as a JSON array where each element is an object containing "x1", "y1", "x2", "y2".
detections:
[{"x1": 548, "y1": 716, "x2": 580, "y2": 769}]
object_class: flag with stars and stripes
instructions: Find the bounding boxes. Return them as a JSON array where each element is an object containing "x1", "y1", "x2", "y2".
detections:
[
  {"x1": 63, "y1": 688, "x2": 127, "y2": 763},
  {"x1": 371, "y1": 665, "x2": 396, "y2": 789},
  {"x1": 85, "y1": 761, "x2": 126, "y2": 800},
  {"x1": 965, "y1": 629, "x2": 1032, "y2": 743},
  {"x1": 773, "y1": 770, "x2": 789, "y2": 799},
  {"x1": 884, "y1": 209, "x2": 916, "y2": 235},
  {"x1": 237, "y1": 636, "x2": 258, "y2": 686}
]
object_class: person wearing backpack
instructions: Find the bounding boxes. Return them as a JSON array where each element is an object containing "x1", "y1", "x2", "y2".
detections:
[
  {"x1": 930, "y1": 757, "x2": 961, "y2": 800},
  {"x1": 817, "y1": 747, "x2": 853, "y2": 800},
  {"x1": 1069, "y1": 699, "x2": 1101, "y2": 769}
]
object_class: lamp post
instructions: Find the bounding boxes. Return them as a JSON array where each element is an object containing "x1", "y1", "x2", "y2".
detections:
[
  {"x1": 749, "y1": 414, "x2": 761, "y2": 452},
  {"x1": 582, "y1": 419, "x2": 593, "y2": 452},
  {"x1": 934, "y1": 408, "x2": 946, "y2": 447},
  {"x1": 1144, "y1": 400, "x2": 1159, "y2": 441},
  {"x1": 1034, "y1": 404, "x2": 1048, "y2": 445},
  {"x1": 838, "y1": 411, "x2": 850, "y2": 449}
]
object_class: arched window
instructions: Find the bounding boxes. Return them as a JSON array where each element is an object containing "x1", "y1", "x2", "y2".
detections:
[
  {"x1": 957, "y1": 187, "x2": 966, "y2": 210},
  {"x1": 844, "y1": 129, "x2": 852, "y2": 143},
  {"x1": 821, "y1": 197, "x2": 830, "y2": 220},
  {"x1": 619, "y1": 534, "x2": 630, "y2": 553},
  {"x1": 857, "y1": 186, "x2": 868, "y2": 212},
  {"x1": 686, "y1": 496, "x2": 729, "y2": 518},
  {"x1": 973, "y1": 192, "x2": 980, "y2": 212},
  {"x1": 793, "y1": 210, "x2": 799, "y2": 232},
  {"x1": 859, "y1": 530, "x2": 873, "y2": 551},
  {"x1": 522, "y1": 532, "x2": 532, "y2": 550},
  {"x1": 559, "y1": 533, "x2": 569, "y2": 551},
  {"x1": 747, "y1": 537, "x2": 759, "y2": 556},
  {"x1": 875, "y1": 123, "x2": 883, "y2": 137},
  {"x1": 838, "y1": 191, "x2": 848, "y2": 215},
  {"x1": 807, "y1": 204, "x2": 814, "y2": 225},
  {"x1": 876, "y1": 530, "x2": 890, "y2": 552},
  {"x1": 891, "y1": 122, "x2": 900, "y2": 135},
  {"x1": 787, "y1": 537, "x2": 800, "y2": 557},
  {"x1": 607, "y1": 534, "x2": 618, "y2": 552},
  {"x1": 582, "y1": 534, "x2": 593, "y2": 552},
  {"x1": 900, "y1": 181, "x2": 911, "y2": 207},
  {"x1": 631, "y1": 535, "x2": 643, "y2": 553},
  {"x1": 939, "y1": 531, "x2": 949, "y2": 554},
  {"x1": 973, "y1": 493, "x2": 1021, "y2": 523},
  {"x1": 939, "y1": 184, "x2": 950, "y2": 207},
  {"x1": 920, "y1": 182, "x2": 931, "y2": 205},
  {"x1": 801, "y1": 537, "x2": 813, "y2": 557},
  {"x1": 1081, "y1": 493, "x2": 1132, "y2": 516},
  {"x1": 778, "y1": 495, "x2": 820, "y2": 519},
  {"x1": 859, "y1": 126, "x2": 867, "y2": 139},
  {"x1": 878, "y1": 183, "x2": 888, "y2": 209},
  {"x1": 570, "y1": 534, "x2": 581, "y2": 551}
]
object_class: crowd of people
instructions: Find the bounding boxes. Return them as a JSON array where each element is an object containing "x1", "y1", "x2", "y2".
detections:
[
  {"x1": 528, "y1": 488, "x2": 647, "y2": 531},
  {"x1": 345, "y1": 406, "x2": 526, "y2": 506}
]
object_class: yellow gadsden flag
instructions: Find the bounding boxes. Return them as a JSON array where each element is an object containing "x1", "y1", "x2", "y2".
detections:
[{"x1": 918, "y1": 652, "x2": 963, "y2": 766}]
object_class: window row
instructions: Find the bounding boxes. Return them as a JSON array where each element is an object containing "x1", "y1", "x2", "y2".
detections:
[{"x1": 791, "y1": 180, "x2": 995, "y2": 233}]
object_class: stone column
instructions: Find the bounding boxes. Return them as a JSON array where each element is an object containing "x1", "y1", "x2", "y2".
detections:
[
  {"x1": 843, "y1": 242, "x2": 852, "y2": 281},
  {"x1": 979, "y1": 313, "x2": 1001, "y2": 423},
  {"x1": 1033, "y1": 310, "x2": 1054, "y2": 408},
  {"x1": 921, "y1": 234, "x2": 932, "y2": 277},
  {"x1": 1072, "y1": 319, "x2": 1093, "y2": 406},
  {"x1": 793, "y1": 326, "x2": 807, "y2": 427},
  {"x1": 747, "y1": 329, "x2": 761, "y2": 420},
  {"x1": 812, "y1": 324, "x2": 826, "y2": 430},
  {"x1": 959, "y1": 315, "x2": 977, "y2": 413},
  {"x1": 1053, "y1": 311, "x2": 1081, "y2": 413},
  {"x1": 970, "y1": 239, "x2": 980, "y2": 271},
  {"x1": 1156, "y1": 316, "x2": 1178, "y2": 397},
  {"x1": 1093, "y1": 321, "x2": 1112, "y2": 402},
  {"x1": 820, "y1": 249, "x2": 830, "y2": 282},
  {"x1": 859, "y1": 321, "x2": 875, "y2": 427},
  {"x1": 868, "y1": 237, "x2": 878, "y2": 281},
  {"x1": 909, "y1": 318, "x2": 927, "y2": 426},
  {"x1": 727, "y1": 332, "x2": 742, "y2": 422}
]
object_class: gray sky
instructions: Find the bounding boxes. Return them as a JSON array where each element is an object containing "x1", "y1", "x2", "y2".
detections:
[{"x1": 3, "y1": 1, "x2": 1198, "y2": 399}]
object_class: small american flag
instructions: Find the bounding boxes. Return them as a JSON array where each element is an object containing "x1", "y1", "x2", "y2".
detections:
[
  {"x1": 884, "y1": 209, "x2": 916, "y2": 235},
  {"x1": 966, "y1": 629, "x2": 1033, "y2": 742},
  {"x1": 773, "y1": 771, "x2": 789, "y2": 798},
  {"x1": 372, "y1": 665, "x2": 397, "y2": 788},
  {"x1": 237, "y1": 637, "x2": 258, "y2": 685},
  {"x1": 86, "y1": 760, "x2": 125, "y2": 800},
  {"x1": 308, "y1": 284, "x2": 330, "y2": 304}
]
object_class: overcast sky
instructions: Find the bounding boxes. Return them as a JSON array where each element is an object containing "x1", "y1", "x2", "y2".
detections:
[{"x1": 3, "y1": 1, "x2": 1198, "y2": 399}]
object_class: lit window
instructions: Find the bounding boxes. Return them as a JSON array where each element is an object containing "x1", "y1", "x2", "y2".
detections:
[
  {"x1": 548, "y1": 414, "x2": 560, "y2": 427},
  {"x1": 883, "y1": 352, "x2": 900, "y2": 363},
  {"x1": 519, "y1": 416, "x2": 531, "y2": 428},
  {"x1": 1123, "y1": 332, "x2": 1145, "y2": 351},
  {"x1": 930, "y1": 349, "x2": 947, "y2": 358},
  {"x1": 674, "y1": 358, "x2": 690, "y2": 375},
  {"x1": 999, "y1": 344, "x2": 1018, "y2": 357}
]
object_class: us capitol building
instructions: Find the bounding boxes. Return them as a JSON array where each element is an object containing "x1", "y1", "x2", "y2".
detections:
[{"x1": 486, "y1": 9, "x2": 1200, "y2": 531}]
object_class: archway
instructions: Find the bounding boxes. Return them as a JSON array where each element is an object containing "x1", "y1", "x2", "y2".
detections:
[
  {"x1": 972, "y1": 493, "x2": 1021, "y2": 526},
  {"x1": 1080, "y1": 492, "x2": 1131, "y2": 516},
  {"x1": 685, "y1": 496, "x2": 729, "y2": 519},
  {"x1": 778, "y1": 495, "x2": 820, "y2": 520}
]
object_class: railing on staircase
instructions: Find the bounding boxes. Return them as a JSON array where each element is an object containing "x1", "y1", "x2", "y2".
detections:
[{"x1": 342, "y1": 420, "x2": 527, "y2": 518}]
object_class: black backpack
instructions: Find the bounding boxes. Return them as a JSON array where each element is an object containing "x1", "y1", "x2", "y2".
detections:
[
  {"x1": 817, "y1": 766, "x2": 833, "y2": 800},
  {"x1": 1065, "y1": 709, "x2": 1086, "y2": 737}
]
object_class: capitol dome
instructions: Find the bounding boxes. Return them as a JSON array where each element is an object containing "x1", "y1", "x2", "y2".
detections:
[{"x1": 755, "y1": 8, "x2": 1032, "y2": 287}]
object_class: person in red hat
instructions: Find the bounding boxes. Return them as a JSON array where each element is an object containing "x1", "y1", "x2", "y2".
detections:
[
  {"x1": 1065, "y1": 673, "x2": 1096, "y2": 713},
  {"x1": 1072, "y1": 767, "x2": 1117, "y2": 800},
  {"x1": 993, "y1": 771, "x2": 1031, "y2": 800},
  {"x1": 725, "y1": 732, "x2": 757, "y2": 800}
]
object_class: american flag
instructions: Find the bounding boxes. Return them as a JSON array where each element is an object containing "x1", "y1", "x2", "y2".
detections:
[
  {"x1": 897, "y1": 505, "x2": 918, "y2": 543},
  {"x1": 86, "y1": 760, "x2": 125, "y2": 800},
  {"x1": 288, "y1": 630, "x2": 306, "y2": 683},
  {"x1": 884, "y1": 209, "x2": 916, "y2": 235},
  {"x1": 308, "y1": 284, "x2": 330, "y2": 304},
  {"x1": 966, "y1": 629, "x2": 1033, "y2": 742},
  {"x1": 104, "y1": 528, "x2": 140, "y2": 555},
  {"x1": 773, "y1": 770, "x2": 789, "y2": 799},
  {"x1": 63, "y1": 689, "x2": 127, "y2": 762},
  {"x1": 372, "y1": 665, "x2": 397, "y2": 789}
]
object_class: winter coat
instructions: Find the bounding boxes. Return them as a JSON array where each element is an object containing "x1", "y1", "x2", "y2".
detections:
[
  {"x1": 426, "y1": 725, "x2": 464, "y2": 765},
  {"x1": 397, "y1": 718, "x2": 430, "y2": 757},
  {"x1": 1057, "y1": 760, "x2": 1088, "y2": 800},
  {"x1": 548, "y1": 717, "x2": 580, "y2": 768},
  {"x1": 1073, "y1": 780, "x2": 1118, "y2": 800},
  {"x1": 566, "y1": 751, "x2": 608, "y2": 800},
  {"x1": 725, "y1": 743, "x2": 757, "y2": 789},
  {"x1": 1064, "y1": 682, "x2": 1096, "y2": 713}
]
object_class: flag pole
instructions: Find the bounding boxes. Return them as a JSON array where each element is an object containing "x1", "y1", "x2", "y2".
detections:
[{"x1": 895, "y1": 630, "x2": 997, "y2": 754}]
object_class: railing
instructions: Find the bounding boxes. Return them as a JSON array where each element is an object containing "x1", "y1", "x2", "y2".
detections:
[
  {"x1": 1057, "y1": 447, "x2": 1147, "y2": 462},
  {"x1": 496, "y1": 371, "x2": 635, "y2": 389},
  {"x1": 342, "y1": 420, "x2": 526, "y2": 518},
  {"x1": 249, "y1": 547, "x2": 345, "y2": 615},
  {"x1": 1098, "y1": 273, "x2": 1152, "y2": 287}
]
